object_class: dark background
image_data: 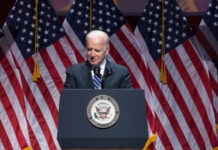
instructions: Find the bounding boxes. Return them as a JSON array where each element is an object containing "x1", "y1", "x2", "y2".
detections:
[{"x1": 0, "y1": 1, "x2": 202, "y2": 32}]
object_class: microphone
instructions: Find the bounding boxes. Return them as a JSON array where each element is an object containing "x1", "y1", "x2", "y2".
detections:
[
  {"x1": 93, "y1": 66, "x2": 101, "y2": 77},
  {"x1": 105, "y1": 66, "x2": 112, "y2": 76}
]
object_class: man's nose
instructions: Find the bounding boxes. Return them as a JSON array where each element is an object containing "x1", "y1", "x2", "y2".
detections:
[{"x1": 90, "y1": 50, "x2": 95, "y2": 57}]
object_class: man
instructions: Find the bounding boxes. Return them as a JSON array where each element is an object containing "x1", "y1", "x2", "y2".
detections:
[{"x1": 64, "y1": 30, "x2": 132, "y2": 89}]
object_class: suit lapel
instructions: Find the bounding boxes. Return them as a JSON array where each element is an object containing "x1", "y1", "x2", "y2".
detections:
[{"x1": 81, "y1": 61, "x2": 94, "y2": 88}]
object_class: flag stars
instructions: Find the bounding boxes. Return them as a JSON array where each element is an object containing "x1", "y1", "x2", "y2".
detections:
[
  {"x1": 41, "y1": 3, "x2": 46, "y2": 7},
  {"x1": 157, "y1": 49, "x2": 161, "y2": 53},
  {"x1": 29, "y1": 32, "x2": 34, "y2": 36},
  {"x1": 158, "y1": 41, "x2": 162, "y2": 45},
  {"x1": 31, "y1": 24, "x2": 35, "y2": 28},
  {"x1": 83, "y1": 30, "x2": 88, "y2": 34},
  {"x1": 147, "y1": 27, "x2": 151, "y2": 32},
  {"x1": 182, "y1": 33, "x2": 186, "y2": 37},
  {"x1": 39, "y1": 19, "x2": 43, "y2": 23},
  {"x1": 151, "y1": 38, "x2": 155, "y2": 42},
  {"x1": 70, "y1": 9, "x2": 75, "y2": 13},
  {"x1": 98, "y1": 1, "x2": 103, "y2": 6},
  {"x1": 46, "y1": 22, "x2": 50, "y2": 27},
  {"x1": 44, "y1": 30, "x2": 49, "y2": 35},
  {"x1": 76, "y1": 19, "x2": 81, "y2": 24},
  {"x1": 52, "y1": 33, "x2": 56, "y2": 37},
  {"x1": 40, "y1": 11, "x2": 45, "y2": 15},
  {"x1": 106, "y1": 28, "x2": 111, "y2": 33},
  {"x1": 106, "y1": 12, "x2": 111, "y2": 16},
  {"x1": 168, "y1": 28, "x2": 172, "y2": 32},
  {"x1": 17, "y1": 18, "x2": 21, "y2": 22},
  {"x1": 18, "y1": 9, "x2": 22, "y2": 14},
  {"x1": 28, "y1": 40, "x2": 32, "y2": 44},
  {"x1": 43, "y1": 38, "x2": 48, "y2": 43},
  {"x1": 25, "y1": 12, "x2": 30, "y2": 17},
  {"x1": 24, "y1": 20, "x2": 28, "y2": 25},
  {"x1": 214, "y1": 22, "x2": 218, "y2": 26},
  {"x1": 78, "y1": 3, "x2": 83, "y2": 7},
  {"x1": 174, "y1": 39, "x2": 178, "y2": 43},
  {"x1": 20, "y1": 37, "x2": 25, "y2": 41},
  {"x1": 22, "y1": 29, "x2": 26, "y2": 33},
  {"x1": 26, "y1": 48, "x2": 31, "y2": 52},
  {"x1": 9, "y1": 15, "x2": 14, "y2": 19},
  {"x1": 27, "y1": 4, "x2": 31, "y2": 9},
  {"x1": 206, "y1": 11, "x2": 211, "y2": 16},
  {"x1": 77, "y1": 11, "x2": 82, "y2": 16}
]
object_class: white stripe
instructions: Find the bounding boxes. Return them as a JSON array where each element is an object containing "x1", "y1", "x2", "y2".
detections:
[
  {"x1": 59, "y1": 36, "x2": 78, "y2": 65},
  {"x1": 0, "y1": 101, "x2": 20, "y2": 150},
  {"x1": 63, "y1": 20, "x2": 86, "y2": 59}
]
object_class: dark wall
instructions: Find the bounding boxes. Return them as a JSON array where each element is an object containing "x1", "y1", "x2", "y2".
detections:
[{"x1": 1, "y1": 0, "x2": 202, "y2": 31}]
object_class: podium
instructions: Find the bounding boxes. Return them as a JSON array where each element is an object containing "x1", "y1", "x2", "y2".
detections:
[{"x1": 57, "y1": 89, "x2": 148, "y2": 149}]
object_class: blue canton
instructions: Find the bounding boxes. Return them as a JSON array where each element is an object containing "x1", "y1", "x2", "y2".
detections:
[
  {"x1": 6, "y1": 0, "x2": 65, "y2": 58},
  {"x1": 137, "y1": 0, "x2": 193, "y2": 60},
  {"x1": 203, "y1": 0, "x2": 218, "y2": 41},
  {"x1": 66, "y1": 0, "x2": 126, "y2": 45}
]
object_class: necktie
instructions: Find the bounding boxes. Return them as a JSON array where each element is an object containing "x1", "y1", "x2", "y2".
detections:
[{"x1": 93, "y1": 74, "x2": 101, "y2": 89}]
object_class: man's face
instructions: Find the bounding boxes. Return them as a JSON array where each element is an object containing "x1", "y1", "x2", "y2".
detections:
[{"x1": 86, "y1": 36, "x2": 109, "y2": 66}]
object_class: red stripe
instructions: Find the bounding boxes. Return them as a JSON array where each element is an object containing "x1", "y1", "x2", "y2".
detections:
[
  {"x1": 52, "y1": 39, "x2": 73, "y2": 69},
  {"x1": 155, "y1": 113, "x2": 174, "y2": 149},
  {"x1": 65, "y1": 34, "x2": 85, "y2": 63},
  {"x1": 195, "y1": 30, "x2": 218, "y2": 58},
  {"x1": 39, "y1": 48, "x2": 64, "y2": 93},
  {"x1": 169, "y1": 48, "x2": 218, "y2": 147},
  {"x1": 148, "y1": 66, "x2": 191, "y2": 149},
  {"x1": 0, "y1": 82, "x2": 28, "y2": 149},
  {"x1": 116, "y1": 27, "x2": 152, "y2": 91},
  {"x1": 11, "y1": 54, "x2": 57, "y2": 150},
  {"x1": 184, "y1": 40, "x2": 213, "y2": 104},
  {"x1": 0, "y1": 121, "x2": 13, "y2": 150},
  {"x1": 109, "y1": 43, "x2": 140, "y2": 88},
  {"x1": 164, "y1": 54, "x2": 206, "y2": 148}
]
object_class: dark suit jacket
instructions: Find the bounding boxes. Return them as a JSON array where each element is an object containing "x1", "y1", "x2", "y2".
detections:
[{"x1": 64, "y1": 60, "x2": 132, "y2": 89}]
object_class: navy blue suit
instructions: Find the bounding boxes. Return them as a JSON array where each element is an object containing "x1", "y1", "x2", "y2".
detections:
[{"x1": 64, "y1": 60, "x2": 132, "y2": 89}]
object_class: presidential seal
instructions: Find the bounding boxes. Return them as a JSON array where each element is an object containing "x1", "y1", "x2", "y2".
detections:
[{"x1": 87, "y1": 95, "x2": 120, "y2": 128}]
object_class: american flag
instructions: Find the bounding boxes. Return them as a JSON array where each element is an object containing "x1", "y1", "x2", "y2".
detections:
[
  {"x1": 2, "y1": 0, "x2": 77, "y2": 149},
  {"x1": 63, "y1": 0, "x2": 150, "y2": 95},
  {"x1": 0, "y1": 26, "x2": 31, "y2": 149},
  {"x1": 135, "y1": 0, "x2": 218, "y2": 149},
  {"x1": 190, "y1": 0, "x2": 218, "y2": 123}
]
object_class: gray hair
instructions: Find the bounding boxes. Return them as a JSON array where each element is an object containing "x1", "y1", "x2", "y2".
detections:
[{"x1": 86, "y1": 30, "x2": 110, "y2": 48}]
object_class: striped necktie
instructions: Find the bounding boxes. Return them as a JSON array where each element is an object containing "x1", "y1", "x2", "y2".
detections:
[{"x1": 93, "y1": 74, "x2": 102, "y2": 89}]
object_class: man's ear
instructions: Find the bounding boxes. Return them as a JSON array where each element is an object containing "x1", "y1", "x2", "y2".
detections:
[{"x1": 106, "y1": 45, "x2": 110, "y2": 54}]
